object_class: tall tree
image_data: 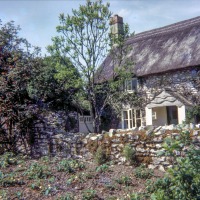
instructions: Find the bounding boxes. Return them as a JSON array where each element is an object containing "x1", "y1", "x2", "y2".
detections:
[{"x1": 48, "y1": 0, "x2": 139, "y2": 132}]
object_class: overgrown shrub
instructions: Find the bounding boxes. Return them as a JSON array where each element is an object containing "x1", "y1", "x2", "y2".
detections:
[
  {"x1": 134, "y1": 164, "x2": 153, "y2": 179},
  {"x1": 150, "y1": 147, "x2": 200, "y2": 200},
  {"x1": 149, "y1": 130, "x2": 200, "y2": 200},
  {"x1": 123, "y1": 144, "x2": 136, "y2": 164},
  {"x1": 94, "y1": 147, "x2": 107, "y2": 165},
  {"x1": 0, "y1": 152, "x2": 17, "y2": 168}
]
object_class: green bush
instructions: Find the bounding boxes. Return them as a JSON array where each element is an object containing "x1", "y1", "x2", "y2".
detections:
[
  {"x1": 123, "y1": 144, "x2": 136, "y2": 164},
  {"x1": 134, "y1": 164, "x2": 153, "y2": 179},
  {"x1": 57, "y1": 159, "x2": 85, "y2": 173},
  {"x1": 0, "y1": 152, "x2": 17, "y2": 168},
  {"x1": 82, "y1": 189, "x2": 96, "y2": 200},
  {"x1": 150, "y1": 147, "x2": 200, "y2": 200},
  {"x1": 24, "y1": 162, "x2": 51, "y2": 179},
  {"x1": 94, "y1": 147, "x2": 107, "y2": 165},
  {"x1": 149, "y1": 130, "x2": 200, "y2": 200},
  {"x1": 95, "y1": 164, "x2": 109, "y2": 173},
  {"x1": 115, "y1": 176, "x2": 132, "y2": 186}
]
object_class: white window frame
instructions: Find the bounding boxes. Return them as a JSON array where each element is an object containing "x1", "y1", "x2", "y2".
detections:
[{"x1": 122, "y1": 109, "x2": 143, "y2": 129}]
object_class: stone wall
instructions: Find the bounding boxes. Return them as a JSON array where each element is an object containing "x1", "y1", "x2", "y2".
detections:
[
  {"x1": 85, "y1": 126, "x2": 200, "y2": 171},
  {"x1": 21, "y1": 123, "x2": 200, "y2": 171}
]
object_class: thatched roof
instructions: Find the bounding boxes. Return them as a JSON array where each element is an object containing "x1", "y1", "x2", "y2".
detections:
[{"x1": 97, "y1": 16, "x2": 200, "y2": 82}]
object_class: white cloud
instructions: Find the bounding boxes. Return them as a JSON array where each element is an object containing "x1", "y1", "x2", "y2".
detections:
[
  {"x1": 1, "y1": 0, "x2": 200, "y2": 54},
  {"x1": 118, "y1": 8, "x2": 131, "y2": 17}
]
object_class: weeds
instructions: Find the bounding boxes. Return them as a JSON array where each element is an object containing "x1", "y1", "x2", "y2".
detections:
[
  {"x1": 0, "y1": 152, "x2": 17, "y2": 168},
  {"x1": 116, "y1": 176, "x2": 132, "y2": 186},
  {"x1": 82, "y1": 189, "x2": 96, "y2": 200},
  {"x1": 94, "y1": 147, "x2": 107, "y2": 165},
  {"x1": 134, "y1": 164, "x2": 153, "y2": 179},
  {"x1": 0, "y1": 171, "x2": 24, "y2": 187},
  {"x1": 0, "y1": 189, "x2": 7, "y2": 200},
  {"x1": 24, "y1": 162, "x2": 51, "y2": 179},
  {"x1": 57, "y1": 193, "x2": 74, "y2": 200},
  {"x1": 96, "y1": 163, "x2": 109, "y2": 173},
  {"x1": 57, "y1": 159, "x2": 85, "y2": 173}
]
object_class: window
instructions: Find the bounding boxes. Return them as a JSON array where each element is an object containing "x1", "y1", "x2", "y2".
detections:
[
  {"x1": 124, "y1": 78, "x2": 137, "y2": 92},
  {"x1": 152, "y1": 111, "x2": 157, "y2": 120},
  {"x1": 122, "y1": 109, "x2": 142, "y2": 129}
]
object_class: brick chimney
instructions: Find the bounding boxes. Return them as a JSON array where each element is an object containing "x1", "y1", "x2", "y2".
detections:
[{"x1": 110, "y1": 14, "x2": 124, "y2": 37}]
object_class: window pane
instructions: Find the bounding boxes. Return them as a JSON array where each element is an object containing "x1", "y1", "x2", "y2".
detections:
[
  {"x1": 129, "y1": 119, "x2": 133, "y2": 128},
  {"x1": 136, "y1": 119, "x2": 141, "y2": 127},
  {"x1": 129, "y1": 110, "x2": 132, "y2": 120},
  {"x1": 123, "y1": 111, "x2": 128, "y2": 119},
  {"x1": 133, "y1": 119, "x2": 135, "y2": 127},
  {"x1": 132, "y1": 78, "x2": 137, "y2": 90},
  {"x1": 136, "y1": 110, "x2": 140, "y2": 118},
  {"x1": 127, "y1": 80, "x2": 132, "y2": 90},
  {"x1": 124, "y1": 120, "x2": 128, "y2": 129},
  {"x1": 132, "y1": 110, "x2": 135, "y2": 127}
]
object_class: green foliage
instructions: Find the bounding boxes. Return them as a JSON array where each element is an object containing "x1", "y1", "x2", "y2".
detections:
[
  {"x1": 149, "y1": 150, "x2": 200, "y2": 199},
  {"x1": 0, "y1": 20, "x2": 40, "y2": 152},
  {"x1": 94, "y1": 146, "x2": 107, "y2": 165},
  {"x1": 115, "y1": 176, "x2": 132, "y2": 186},
  {"x1": 44, "y1": 185, "x2": 53, "y2": 196},
  {"x1": 150, "y1": 130, "x2": 200, "y2": 200},
  {"x1": 0, "y1": 189, "x2": 7, "y2": 200},
  {"x1": 57, "y1": 159, "x2": 85, "y2": 173},
  {"x1": 30, "y1": 179, "x2": 43, "y2": 190},
  {"x1": 15, "y1": 191, "x2": 23, "y2": 199},
  {"x1": 28, "y1": 56, "x2": 81, "y2": 111},
  {"x1": 158, "y1": 130, "x2": 191, "y2": 165},
  {"x1": 134, "y1": 164, "x2": 153, "y2": 179},
  {"x1": 57, "y1": 193, "x2": 74, "y2": 200},
  {"x1": 82, "y1": 189, "x2": 96, "y2": 200},
  {"x1": 95, "y1": 163, "x2": 109, "y2": 173},
  {"x1": 123, "y1": 144, "x2": 136, "y2": 164},
  {"x1": 129, "y1": 193, "x2": 146, "y2": 200},
  {"x1": 24, "y1": 162, "x2": 51, "y2": 179},
  {"x1": 48, "y1": 0, "x2": 138, "y2": 132},
  {"x1": 0, "y1": 152, "x2": 17, "y2": 168},
  {"x1": 0, "y1": 171, "x2": 24, "y2": 187},
  {"x1": 186, "y1": 105, "x2": 200, "y2": 123}
]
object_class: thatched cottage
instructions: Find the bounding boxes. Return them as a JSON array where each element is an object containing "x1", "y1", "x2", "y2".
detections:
[{"x1": 97, "y1": 15, "x2": 200, "y2": 129}]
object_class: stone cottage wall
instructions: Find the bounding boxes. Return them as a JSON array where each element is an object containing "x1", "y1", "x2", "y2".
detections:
[{"x1": 139, "y1": 67, "x2": 199, "y2": 101}]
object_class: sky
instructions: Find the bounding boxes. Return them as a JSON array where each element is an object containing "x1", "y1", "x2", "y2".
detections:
[{"x1": 1, "y1": 0, "x2": 200, "y2": 55}]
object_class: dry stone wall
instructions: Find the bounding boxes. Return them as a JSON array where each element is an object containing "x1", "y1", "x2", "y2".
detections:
[{"x1": 21, "y1": 122, "x2": 200, "y2": 171}]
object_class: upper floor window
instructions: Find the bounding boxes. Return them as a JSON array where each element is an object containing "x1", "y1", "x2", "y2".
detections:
[{"x1": 124, "y1": 78, "x2": 137, "y2": 92}]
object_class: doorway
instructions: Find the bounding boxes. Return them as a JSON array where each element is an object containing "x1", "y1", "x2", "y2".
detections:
[{"x1": 167, "y1": 106, "x2": 178, "y2": 125}]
